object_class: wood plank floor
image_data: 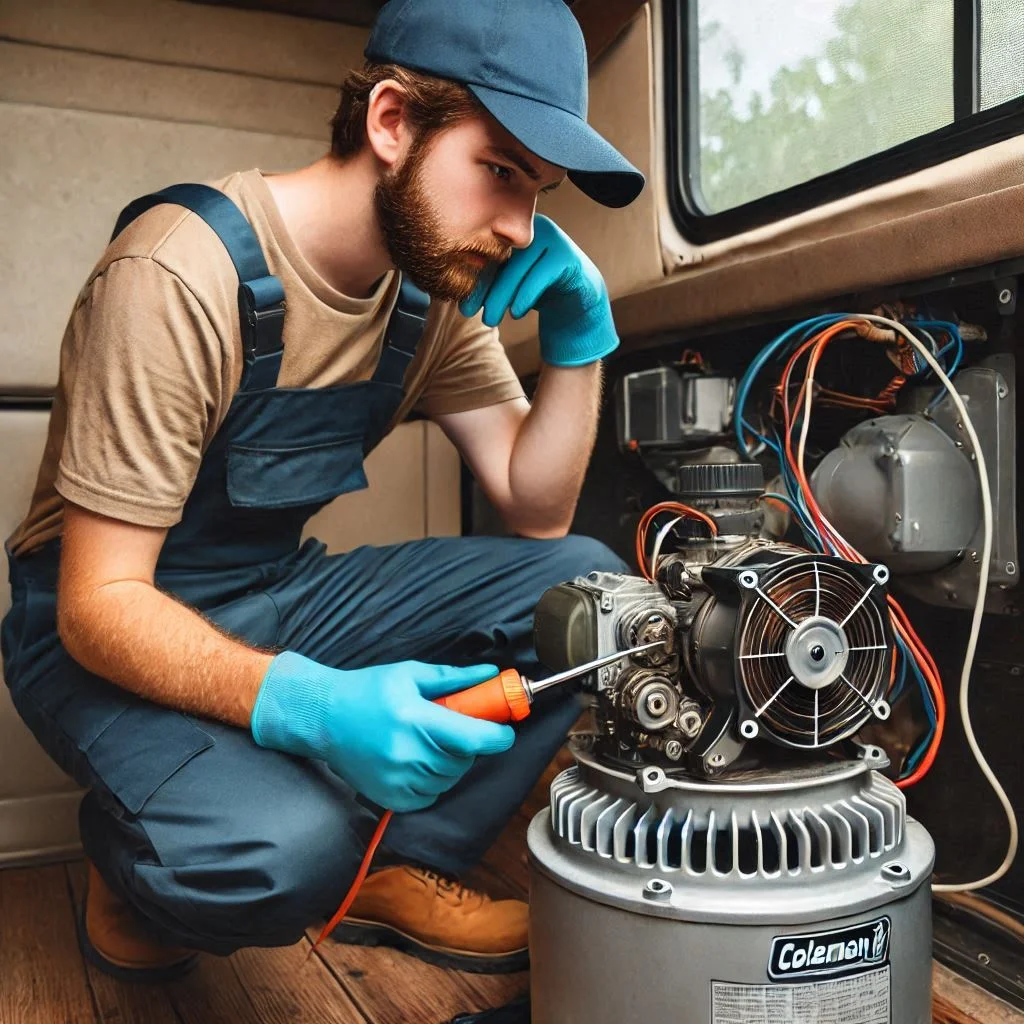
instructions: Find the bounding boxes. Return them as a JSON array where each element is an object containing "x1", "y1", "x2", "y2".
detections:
[{"x1": 0, "y1": 755, "x2": 1018, "y2": 1024}]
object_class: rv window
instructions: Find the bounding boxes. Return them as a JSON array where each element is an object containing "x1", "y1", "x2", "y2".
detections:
[{"x1": 667, "y1": 0, "x2": 1024, "y2": 241}]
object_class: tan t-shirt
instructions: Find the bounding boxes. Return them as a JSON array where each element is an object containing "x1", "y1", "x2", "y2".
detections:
[{"x1": 8, "y1": 170, "x2": 525, "y2": 558}]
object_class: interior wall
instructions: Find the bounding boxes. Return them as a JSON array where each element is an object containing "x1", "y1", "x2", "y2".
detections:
[{"x1": 0, "y1": 0, "x2": 459, "y2": 866}]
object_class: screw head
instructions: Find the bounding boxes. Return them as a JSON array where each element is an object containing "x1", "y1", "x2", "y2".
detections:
[
  {"x1": 664, "y1": 739, "x2": 684, "y2": 760},
  {"x1": 998, "y1": 288, "x2": 1013, "y2": 305},
  {"x1": 643, "y1": 878, "x2": 673, "y2": 901},
  {"x1": 709, "y1": 753, "x2": 726, "y2": 766},
  {"x1": 1007, "y1": 562, "x2": 1017, "y2": 575}
]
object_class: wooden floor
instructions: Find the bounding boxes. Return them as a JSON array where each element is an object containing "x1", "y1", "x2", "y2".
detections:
[{"x1": 0, "y1": 756, "x2": 1018, "y2": 1024}]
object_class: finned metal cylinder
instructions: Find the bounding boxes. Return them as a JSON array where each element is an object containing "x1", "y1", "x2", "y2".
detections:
[{"x1": 528, "y1": 748, "x2": 934, "y2": 1024}]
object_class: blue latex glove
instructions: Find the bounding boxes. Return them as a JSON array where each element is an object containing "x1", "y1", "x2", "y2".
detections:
[
  {"x1": 250, "y1": 652, "x2": 516, "y2": 813},
  {"x1": 459, "y1": 214, "x2": 618, "y2": 367}
]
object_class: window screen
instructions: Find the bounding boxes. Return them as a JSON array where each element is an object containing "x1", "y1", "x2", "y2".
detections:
[
  {"x1": 693, "y1": 0, "x2": 954, "y2": 214},
  {"x1": 980, "y1": 1, "x2": 1024, "y2": 109}
]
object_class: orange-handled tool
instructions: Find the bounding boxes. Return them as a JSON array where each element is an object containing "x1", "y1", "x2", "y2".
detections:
[
  {"x1": 433, "y1": 640, "x2": 666, "y2": 724},
  {"x1": 311, "y1": 639, "x2": 665, "y2": 954}
]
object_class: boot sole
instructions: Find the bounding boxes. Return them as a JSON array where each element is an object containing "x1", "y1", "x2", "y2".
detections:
[
  {"x1": 333, "y1": 919, "x2": 529, "y2": 974},
  {"x1": 76, "y1": 903, "x2": 198, "y2": 984}
]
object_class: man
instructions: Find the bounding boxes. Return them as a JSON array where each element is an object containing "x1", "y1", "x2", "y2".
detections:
[{"x1": 1, "y1": 0, "x2": 643, "y2": 981}]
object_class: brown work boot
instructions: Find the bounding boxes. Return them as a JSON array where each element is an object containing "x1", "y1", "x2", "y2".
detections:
[
  {"x1": 79, "y1": 860, "x2": 198, "y2": 982},
  {"x1": 337, "y1": 865, "x2": 528, "y2": 973}
]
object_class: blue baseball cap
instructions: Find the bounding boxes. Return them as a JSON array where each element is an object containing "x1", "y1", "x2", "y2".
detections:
[{"x1": 364, "y1": 0, "x2": 645, "y2": 208}]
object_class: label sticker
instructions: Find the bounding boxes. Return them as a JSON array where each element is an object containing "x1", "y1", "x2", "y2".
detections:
[
  {"x1": 711, "y1": 965, "x2": 891, "y2": 1024},
  {"x1": 768, "y1": 916, "x2": 890, "y2": 982}
]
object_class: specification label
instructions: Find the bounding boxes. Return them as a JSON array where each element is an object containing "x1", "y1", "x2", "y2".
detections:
[{"x1": 711, "y1": 966, "x2": 890, "y2": 1024}]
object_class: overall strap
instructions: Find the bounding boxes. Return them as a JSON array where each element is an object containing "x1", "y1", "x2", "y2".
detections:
[
  {"x1": 112, "y1": 184, "x2": 285, "y2": 391},
  {"x1": 371, "y1": 276, "x2": 431, "y2": 389}
]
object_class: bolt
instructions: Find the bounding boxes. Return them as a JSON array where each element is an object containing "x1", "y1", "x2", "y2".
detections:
[
  {"x1": 998, "y1": 288, "x2": 1013, "y2": 305},
  {"x1": 1007, "y1": 562, "x2": 1017, "y2": 575},
  {"x1": 664, "y1": 739, "x2": 684, "y2": 761},
  {"x1": 709, "y1": 753, "x2": 726, "y2": 767},
  {"x1": 977, "y1": 952, "x2": 992, "y2": 966},
  {"x1": 997, "y1": 386, "x2": 1008, "y2": 399},
  {"x1": 678, "y1": 711, "x2": 702, "y2": 737},
  {"x1": 646, "y1": 693, "x2": 668, "y2": 716},
  {"x1": 894, "y1": 513, "x2": 903, "y2": 523}
]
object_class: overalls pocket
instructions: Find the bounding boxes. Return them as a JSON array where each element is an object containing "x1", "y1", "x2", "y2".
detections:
[
  {"x1": 84, "y1": 703, "x2": 214, "y2": 816},
  {"x1": 226, "y1": 437, "x2": 369, "y2": 509}
]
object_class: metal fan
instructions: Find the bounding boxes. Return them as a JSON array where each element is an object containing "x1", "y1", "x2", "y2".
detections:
[{"x1": 734, "y1": 557, "x2": 893, "y2": 749}]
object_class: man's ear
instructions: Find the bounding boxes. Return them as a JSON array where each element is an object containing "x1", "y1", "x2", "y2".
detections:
[{"x1": 365, "y1": 81, "x2": 413, "y2": 170}]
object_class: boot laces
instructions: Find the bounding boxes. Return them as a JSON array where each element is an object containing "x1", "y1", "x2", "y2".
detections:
[{"x1": 420, "y1": 869, "x2": 486, "y2": 908}]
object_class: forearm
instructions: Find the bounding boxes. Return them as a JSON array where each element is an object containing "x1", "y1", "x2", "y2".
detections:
[
  {"x1": 506, "y1": 361, "x2": 602, "y2": 536},
  {"x1": 58, "y1": 580, "x2": 273, "y2": 728}
]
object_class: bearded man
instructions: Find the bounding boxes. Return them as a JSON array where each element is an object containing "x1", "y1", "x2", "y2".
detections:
[{"x1": 1, "y1": 0, "x2": 643, "y2": 981}]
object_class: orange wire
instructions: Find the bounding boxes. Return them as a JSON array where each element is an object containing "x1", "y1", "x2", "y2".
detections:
[
  {"x1": 635, "y1": 501, "x2": 718, "y2": 580},
  {"x1": 775, "y1": 321, "x2": 945, "y2": 785},
  {"x1": 311, "y1": 809, "x2": 394, "y2": 953}
]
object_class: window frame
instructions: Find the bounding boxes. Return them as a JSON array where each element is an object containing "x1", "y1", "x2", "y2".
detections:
[{"x1": 666, "y1": 0, "x2": 1024, "y2": 244}]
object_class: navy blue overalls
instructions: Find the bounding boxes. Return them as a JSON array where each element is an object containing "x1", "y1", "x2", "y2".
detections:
[{"x1": 1, "y1": 185, "x2": 627, "y2": 953}]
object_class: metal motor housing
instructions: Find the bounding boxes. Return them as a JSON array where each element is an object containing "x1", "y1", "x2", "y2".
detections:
[
  {"x1": 528, "y1": 745, "x2": 934, "y2": 1024},
  {"x1": 533, "y1": 540, "x2": 895, "y2": 777}
]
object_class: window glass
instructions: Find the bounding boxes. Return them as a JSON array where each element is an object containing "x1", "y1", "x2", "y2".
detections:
[
  {"x1": 980, "y1": 1, "x2": 1024, "y2": 109},
  {"x1": 694, "y1": 0, "x2": 955, "y2": 214}
]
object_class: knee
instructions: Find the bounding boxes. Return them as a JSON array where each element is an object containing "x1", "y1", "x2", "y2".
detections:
[
  {"x1": 542, "y1": 534, "x2": 629, "y2": 582},
  {"x1": 132, "y1": 785, "x2": 362, "y2": 951}
]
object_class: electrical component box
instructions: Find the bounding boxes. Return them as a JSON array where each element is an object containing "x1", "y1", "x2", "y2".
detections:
[{"x1": 616, "y1": 367, "x2": 735, "y2": 448}]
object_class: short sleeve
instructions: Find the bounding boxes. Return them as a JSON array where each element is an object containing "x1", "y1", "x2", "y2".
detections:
[
  {"x1": 413, "y1": 307, "x2": 526, "y2": 418},
  {"x1": 54, "y1": 257, "x2": 229, "y2": 527}
]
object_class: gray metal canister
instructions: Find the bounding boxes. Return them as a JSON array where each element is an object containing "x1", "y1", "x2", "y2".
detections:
[{"x1": 528, "y1": 751, "x2": 934, "y2": 1024}]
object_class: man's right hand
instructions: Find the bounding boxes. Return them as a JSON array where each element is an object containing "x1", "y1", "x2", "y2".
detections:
[{"x1": 249, "y1": 652, "x2": 517, "y2": 812}]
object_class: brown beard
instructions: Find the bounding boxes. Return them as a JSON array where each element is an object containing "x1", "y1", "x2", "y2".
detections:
[{"x1": 374, "y1": 136, "x2": 511, "y2": 302}]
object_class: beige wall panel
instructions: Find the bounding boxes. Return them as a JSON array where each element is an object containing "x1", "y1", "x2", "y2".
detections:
[
  {"x1": 424, "y1": 421, "x2": 461, "y2": 538},
  {"x1": 500, "y1": 6, "x2": 660, "y2": 374},
  {"x1": 614, "y1": 177, "x2": 1024, "y2": 343},
  {"x1": 0, "y1": 42, "x2": 337, "y2": 140},
  {"x1": 0, "y1": 102, "x2": 325, "y2": 391},
  {"x1": 303, "y1": 422, "x2": 428, "y2": 552},
  {"x1": 0, "y1": 0, "x2": 366, "y2": 86},
  {"x1": 0, "y1": 792, "x2": 82, "y2": 867},
  {"x1": 0, "y1": 409, "x2": 81, "y2": 810}
]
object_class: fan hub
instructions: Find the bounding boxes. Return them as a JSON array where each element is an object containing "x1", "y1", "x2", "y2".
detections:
[{"x1": 785, "y1": 615, "x2": 849, "y2": 690}]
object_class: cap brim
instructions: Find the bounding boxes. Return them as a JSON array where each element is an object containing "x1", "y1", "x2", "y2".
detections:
[{"x1": 467, "y1": 83, "x2": 645, "y2": 209}]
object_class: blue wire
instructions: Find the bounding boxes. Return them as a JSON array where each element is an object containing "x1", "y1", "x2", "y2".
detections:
[
  {"x1": 897, "y1": 638, "x2": 937, "y2": 778},
  {"x1": 735, "y1": 313, "x2": 850, "y2": 457},
  {"x1": 736, "y1": 312, "x2": 940, "y2": 781}
]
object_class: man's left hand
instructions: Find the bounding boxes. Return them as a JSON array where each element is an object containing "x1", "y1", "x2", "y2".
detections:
[{"x1": 459, "y1": 215, "x2": 618, "y2": 367}]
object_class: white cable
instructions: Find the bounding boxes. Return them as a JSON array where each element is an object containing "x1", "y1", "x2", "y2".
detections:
[
  {"x1": 650, "y1": 516, "x2": 683, "y2": 578},
  {"x1": 858, "y1": 313, "x2": 1018, "y2": 893}
]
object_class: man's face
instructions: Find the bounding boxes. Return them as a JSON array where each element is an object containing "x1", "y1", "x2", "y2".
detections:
[{"x1": 374, "y1": 113, "x2": 566, "y2": 302}]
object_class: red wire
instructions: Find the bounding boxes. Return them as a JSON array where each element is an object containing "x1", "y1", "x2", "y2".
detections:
[
  {"x1": 774, "y1": 321, "x2": 946, "y2": 786},
  {"x1": 311, "y1": 809, "x2": 394, "y2": 952}
]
